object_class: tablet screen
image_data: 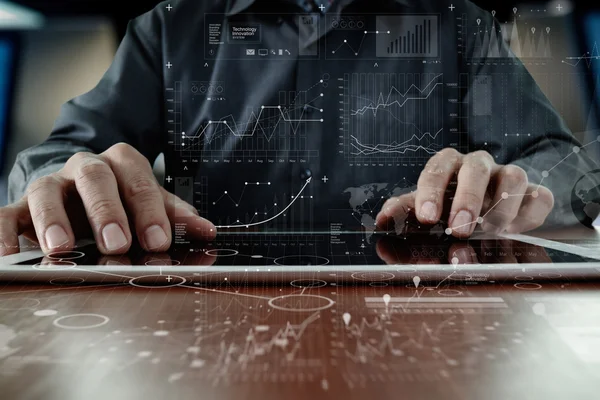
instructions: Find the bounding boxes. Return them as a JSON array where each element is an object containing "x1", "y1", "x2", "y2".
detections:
[{"x1": 12, "y1": 233, "x2": 599, "y2": 268}]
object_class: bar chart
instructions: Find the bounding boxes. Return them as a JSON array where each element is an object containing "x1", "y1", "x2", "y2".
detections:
[{"x1": 376, "y1": 15, "x2": 439, "y2": 58}]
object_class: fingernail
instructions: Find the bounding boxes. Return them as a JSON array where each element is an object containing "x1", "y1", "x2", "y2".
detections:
[
  {"x1": 452, "y1": 210, "x2": 474, "y2": 235},
  {"x1": 144, "y1": 225, "x2": 169, "y2": 250},
  {"x1": 45, "y1": 225, "x2": 69, "y2": 249},
  {"x1": 420, "y1": 201, "x2": 437, "y2": 222},
  {"x1": 102, "y1": 223, "x2": 128, "y2": 251}
]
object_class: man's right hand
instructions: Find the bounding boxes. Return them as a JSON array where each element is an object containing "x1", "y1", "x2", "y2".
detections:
[{"x1": 0, "y1": 143, "x2": 216, "y2": 257}]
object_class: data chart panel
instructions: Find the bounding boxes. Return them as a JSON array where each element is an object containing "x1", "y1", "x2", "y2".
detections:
[{"x1": 341, "y1": 72, "x2": 445, "y2": 163}]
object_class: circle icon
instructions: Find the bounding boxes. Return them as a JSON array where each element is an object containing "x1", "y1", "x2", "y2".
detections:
[
  {"x1": 514, "y1": 282, "x2": 542, "y2": 290},
  {"x1": 47, "y1": 251, "x2": 85, "y2": 260},
  {"x1": 351, "y1": 272, "x2": 395, "y2": 281},
  {"x1": 205, "y1": 249, "x2": 239, "y2": 257},
  {"x1": 290, "y1": 279, "x2": 328, "y2": 288},
  {"x1": 53, "y1": 314, "x2": 110, "y2": 330},
  {"x1": 268, "y1": 294, "x2": 335, "y2": 312},
  {"x1": 129, "y1": 275, "x2": 186, "y2": 288},
  {"x1": 50, "y1": 277, "x2": 85, "y2": 285}
]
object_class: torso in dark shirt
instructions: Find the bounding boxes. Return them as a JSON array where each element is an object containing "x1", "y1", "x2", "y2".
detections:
[{"x1": 43, "y1": 0, "x2": 580, "y2": 233}]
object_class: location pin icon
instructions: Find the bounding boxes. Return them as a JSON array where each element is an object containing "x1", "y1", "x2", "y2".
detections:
[
  {"x1": 476, "y1": 18, "x2": 481, "y2": 26},
  {"x1": 513, "y1": 7, "x2": 517, "y2": 14},
  {"x1": 343, "y1": 313, "x2": 351, "y2": 326},
  {"x1": 491, "y1": 10, "x2": 496, "y2": 17},
  {"x1": 546, "y1": 27, "x2": 550, "y2": 34},
  {"x1": 413, "y1": 276, "x2": 421, "y2": 288},
  {"x1": 531, "y1": 27, "x2": 535, "y2": 34},
  {"x1": 383, "y1": 294, "x2": 391, "y2": 307}
]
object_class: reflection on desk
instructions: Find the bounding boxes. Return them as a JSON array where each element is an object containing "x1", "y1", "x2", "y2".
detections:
[{"x1": 0, "y1": 278, "x2": 599, "y2": 400}]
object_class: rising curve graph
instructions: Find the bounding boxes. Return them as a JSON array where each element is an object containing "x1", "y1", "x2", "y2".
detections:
[{"x1": 214, "y1": 177, "x2": 312, "y2": 229}]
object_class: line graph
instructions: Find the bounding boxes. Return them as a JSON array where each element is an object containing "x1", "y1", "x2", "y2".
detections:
[
  {"x1": 330, "y1": 30, "x2": 391, "y2": 56},
  {"x1": 350, "y1": 128, "x2": 443, "y2": 156},
  {"x1": 184, "y1": 105, "x2": 324, "y2": 143},
  {"x1": 343, "y1": 315, "x2": 459, "y2": 365},
  {"x1": 342, "y1": 73, "x2": 444, "y2": 162},
  {"x1": 208, "y1": 311, "x2": 321, "y2": 373},
  {"x1": 563, "y1": 41, "x2": 600, "y2": 68},
  {"x1": 169, "y1": 75, "x2": 328, "y2": 161}
]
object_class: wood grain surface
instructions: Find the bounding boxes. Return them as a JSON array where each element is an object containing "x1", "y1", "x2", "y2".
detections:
[{"x1": 0, "y1": 278, "x2": 599, "y2": 400}]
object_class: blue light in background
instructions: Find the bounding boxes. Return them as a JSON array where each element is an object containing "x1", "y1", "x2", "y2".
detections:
[
  {"x1": 584, "y1": 12, "x2": 600, "y2": 107},
  {"x1": 0, "y1": 37, "x2": 13, "y2": 173}
]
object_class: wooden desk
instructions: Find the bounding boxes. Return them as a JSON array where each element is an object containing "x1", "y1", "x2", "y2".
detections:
[{"x1": 0, "y1": 278, "x2": 599, "y2": 400}]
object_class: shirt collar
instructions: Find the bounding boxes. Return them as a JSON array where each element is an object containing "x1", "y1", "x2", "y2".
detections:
[{"x1": 226, "y1": 0, "x2": 411, "y2": 16}]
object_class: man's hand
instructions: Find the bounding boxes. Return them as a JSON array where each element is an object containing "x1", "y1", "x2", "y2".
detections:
[
  {"x1": 0, "y1": 143, "x2": 216, "y2": 256},
  {"x1": 375, "y1": 149, "x2": 555, "y2": 237}
]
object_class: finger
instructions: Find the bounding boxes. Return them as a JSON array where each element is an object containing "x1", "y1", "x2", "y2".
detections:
[
  {"x1": 506, "y1": 185, "x2": 554, "y2": 234},
  {"x1": 25, "y1": 174, "x2": 76, "y2": 253},
  {"x1": 375, "y1": 192, "x2": 416, "y2": 235},
  {"x1": 448, "y1": 151, "x2": 496, "y2": 238},
  {"x1": 415, "y1": 148, "x2": 463, "y2": 224},
  {"x1": 0, "y1": 200, "x2": 32, "y2": 256},
  {"x1": 448, "y1": 243, "x2": 479, "y2": 265},
  {"x1": 103, "y1": 144, "x2": 171, "y2": 252},
  {"x1": 161, "y1": 188, "x2": 217, "y2": 241},
  {"x1": 64, "y1": 153, "x2": 132, "y2": 255},
  {"x1": 482, "y1": 165, "x2": 528, "y2": 234}
]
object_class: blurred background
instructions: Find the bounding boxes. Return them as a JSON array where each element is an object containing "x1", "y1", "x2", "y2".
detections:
[{"x1": 0, "y1": 0, "x2": 598, "y2": 206}]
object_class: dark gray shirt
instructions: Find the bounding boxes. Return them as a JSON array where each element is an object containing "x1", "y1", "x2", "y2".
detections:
[{"x1": 8, "y1": 0, "x2": 599, "y2": 230}]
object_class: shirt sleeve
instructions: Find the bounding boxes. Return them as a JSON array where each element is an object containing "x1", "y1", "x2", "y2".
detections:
[
  {"x1": 8, "y1": 10, "x2": 165, "y2": 203},
  {"x1": 461, "y1": 3, "x2": 600, "y2": 227}
]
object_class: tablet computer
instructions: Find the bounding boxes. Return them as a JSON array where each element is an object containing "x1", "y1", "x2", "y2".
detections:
[{"x1": 1, "y1": 232, "x2": 600, "y2": 284}]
